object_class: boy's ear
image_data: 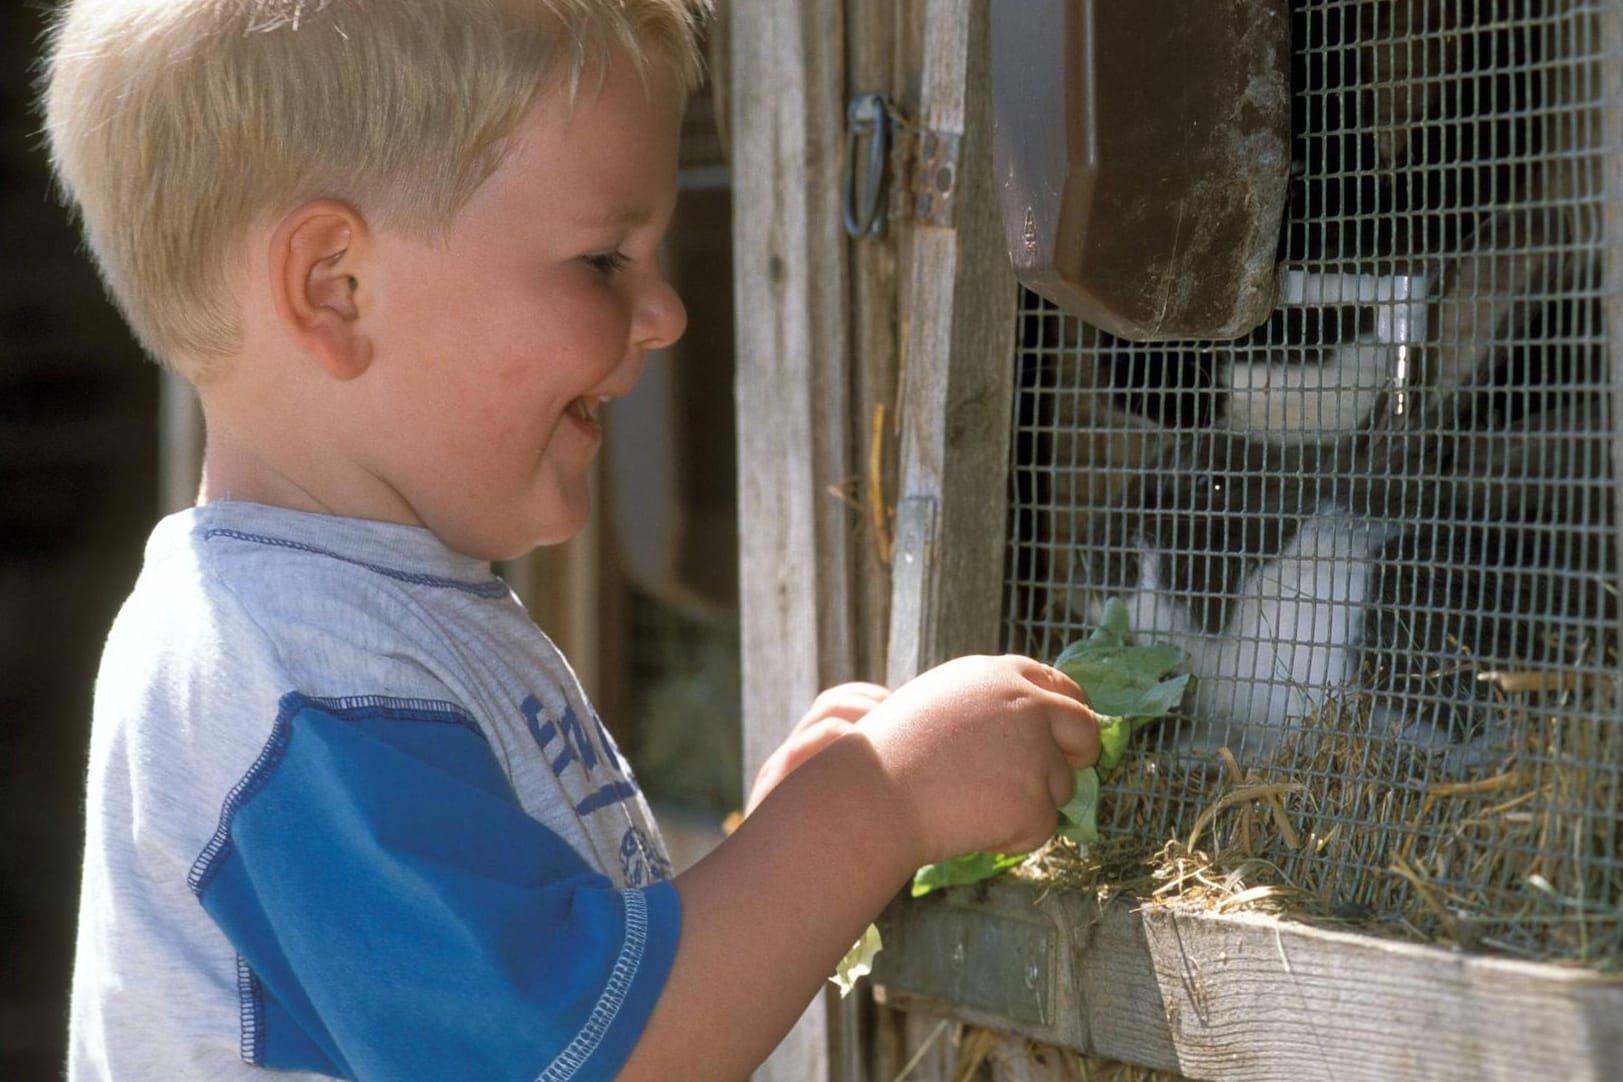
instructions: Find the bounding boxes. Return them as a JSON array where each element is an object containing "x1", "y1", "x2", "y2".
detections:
[{"x1": 269, "y1": 200, "x2": 373, "y2": 380}]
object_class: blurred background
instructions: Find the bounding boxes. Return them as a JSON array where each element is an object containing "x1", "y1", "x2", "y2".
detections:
[
  {"x1": 1, "y1": 3, "x2": 162, "y2": 1078},
  {"x1": 0, "y1": 5, "x2": 741, "y2": 1077}
]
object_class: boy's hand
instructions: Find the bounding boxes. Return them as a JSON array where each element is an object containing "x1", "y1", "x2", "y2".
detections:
[
  {"x1": 858, "y1": 655, "x2": 1099, "y2": 865},
  {"x1": 746, "y1": 682, "x2": 891, "y2": 814},
  {"x1": 634, "y1": 657, "x2": 1094, "y2": 1082}
]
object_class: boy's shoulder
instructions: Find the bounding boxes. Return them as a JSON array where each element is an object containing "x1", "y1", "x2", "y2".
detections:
[
  {"x1": 109, "y1": 503, "x2": 523, "y2": 716},
  {"x1": 144, "y1": 501, "x2": 508, "y2": 622},
  {"x1": 162, "y1": 502, "x2": 508, "y2": 596}
]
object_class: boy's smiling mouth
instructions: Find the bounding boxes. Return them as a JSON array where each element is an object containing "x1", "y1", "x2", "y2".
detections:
[{"x1": 568, "y1": 395, "x2": 610, "y2": 424}]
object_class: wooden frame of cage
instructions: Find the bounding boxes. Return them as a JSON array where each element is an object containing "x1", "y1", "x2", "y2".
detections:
[{"x1": 732, "y1": 1, "x2": 1623, "y2": 1080}]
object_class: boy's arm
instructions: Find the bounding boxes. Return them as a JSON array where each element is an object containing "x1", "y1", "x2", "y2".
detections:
[
  {"x1": 632, "y1": 737, "x2": 914, "y2": 1080},
  {"x1": 744, "y1": 681, "x2": 889, "y2": 814},
  {"x1": 619, "y1": 654, "x2": 1096, "y2": 1082}
]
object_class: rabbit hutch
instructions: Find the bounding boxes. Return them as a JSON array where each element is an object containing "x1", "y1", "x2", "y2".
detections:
[{"x1": 731, "y1": 0, "x2": 1623, "y2": 1079}]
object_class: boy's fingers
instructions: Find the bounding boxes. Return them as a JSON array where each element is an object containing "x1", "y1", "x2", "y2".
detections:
[
  {"x1": 812, "y1": 697, "x2": 886, "y2": 727},
  {"x1": 803, "y1": 682, "x2": 890, "y2": 720},
  {"x1": 1050, "y1": 701, "x2": 1101, "y2": 767},
  {"x1": 1048, "y1": 757, "x2": 1078, "y2": 809},
  {"x1": 1038, "y1": 663, "x2": 1087, "y2": 704},
  {"x1": 791, "y1": 685, "x2": 884, "y2": 736}
]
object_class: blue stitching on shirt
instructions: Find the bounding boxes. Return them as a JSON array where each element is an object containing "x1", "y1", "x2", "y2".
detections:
[
  {"x1": 534, "y1": 888, "x2": 650, "y2": 1082},
  {"x1": 202, "y1": 528, "x2": 511, "y2": 598},
  {"x1": 187, "y1": 692, "x2": 486, "y2": 899},
  {"x1": 236, "y1": 954, "x2": 264, "y2": 1066}
]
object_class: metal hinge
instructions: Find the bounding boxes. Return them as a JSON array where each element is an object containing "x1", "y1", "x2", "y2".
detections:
[{"x1": 843, "y1": 94, "x2": 961, "y2": 239}]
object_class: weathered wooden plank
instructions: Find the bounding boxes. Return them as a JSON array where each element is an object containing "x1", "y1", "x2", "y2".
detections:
[
  {"x1": 875, "y1": 880, "x2": 1623, "y2": 1082},
  {"x1": 730, "y1": 0, "x2": 852, "y2": 1077},
  {"x1": 887, "y1": 0, "x2": 1018, "y2": 687},
  {"x1": 840, "y1": 4, "x2": 916, "y2": 1076},
  {"x1": 845, "y1": 0, "x2": 909, "y2": 684},
  {"x1": 731, "y1": 0, "x2": 850, "y2": 784},
  {"x1": 875, "y1": 1, "x2": 1018, "y2": 1078}
]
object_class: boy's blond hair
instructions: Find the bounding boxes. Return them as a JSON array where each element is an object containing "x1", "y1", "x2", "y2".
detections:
[{"x1": 42, "y1": 0, "x2": 710, "y2": 380}]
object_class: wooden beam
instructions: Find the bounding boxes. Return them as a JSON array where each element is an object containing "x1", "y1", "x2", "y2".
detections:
[
  {"x1": 874, "y1": 879, "x2": 1623, "y2": 1082},
  {"x1": 875, "y1": 2, "x2": 1018, "y2": 1077},
  {"x1": 887, "y1": 0, "x2": 1018, "y2": 687},
  {"x1": 730, "y1": 0, "x2": 851, "y2": 778},
  {"x1": 845, "y1": 0, "x2": 911, "y2": 684},
  {"x1": 839, "y1": 4, "x2": 917, "y2": 1078},
  {"x1": 730, "y1": 0, "x2": 851, "y2": 1077}
]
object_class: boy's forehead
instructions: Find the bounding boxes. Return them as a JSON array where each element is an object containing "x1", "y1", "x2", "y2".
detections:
[
  {"x1": 501, "y1": 67, "x2": 680, "y2": 216},
  {"x1": 513, "y1": 128, "x2": 678, "y2": 224},
  {"x1": 531, "y1": 53, "x2": 682, "y2": 140}
]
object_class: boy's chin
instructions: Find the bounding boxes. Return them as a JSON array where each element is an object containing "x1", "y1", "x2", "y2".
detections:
[
  {"x1": 426, "y1": 489, "x2": 592, "y2": 563},
  {"x1": 492, "y1": 515, "x2": 591, "y2": 563}
]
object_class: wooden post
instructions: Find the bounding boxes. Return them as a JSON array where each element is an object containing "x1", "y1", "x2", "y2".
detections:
[
  {"x1": 731, "y1": 0, "x2": 853, "y2": 1077},
  {"x1": 886, "y1": 0, "x2": 1018, "y2": 689},
  {"x1": 837, "y1": 4, "x2": 920, "y2": 1079},
  {"x1": 845, "y1": 0, "x2": 918, "y2": 683},
  {"x1": 732, "y1": 0, "x2": 1018, "y2": 1075},
  {"x1": 879, "y1": 2, "x2": 1020, "y2": 1078}
]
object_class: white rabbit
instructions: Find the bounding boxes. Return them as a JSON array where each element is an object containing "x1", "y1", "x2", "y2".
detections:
[{"x1": 1105, "y1": 504, "x2": 1387, "y2": 758}]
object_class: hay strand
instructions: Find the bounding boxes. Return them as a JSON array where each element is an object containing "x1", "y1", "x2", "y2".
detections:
[{"x1": 1024, "y1": 680, "x2": 1623, "y2": 969}]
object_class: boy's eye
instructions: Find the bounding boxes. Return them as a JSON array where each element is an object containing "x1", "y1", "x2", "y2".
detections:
[{"x1": 582, "y1": 251, "x2": 630, "y2": 276}]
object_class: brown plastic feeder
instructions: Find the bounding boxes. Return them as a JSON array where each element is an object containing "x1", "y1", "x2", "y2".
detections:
[{"x1": 991, "y1": 0, "x2": 1292, "y2": 341}]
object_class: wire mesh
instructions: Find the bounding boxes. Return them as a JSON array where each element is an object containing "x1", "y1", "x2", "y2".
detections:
[{"x1": 1003, "y1": 0, "x2": 1623, "y2": 965}]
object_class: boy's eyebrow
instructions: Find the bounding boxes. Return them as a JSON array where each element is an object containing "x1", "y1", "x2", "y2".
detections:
[{"x1": 579, "y1": 206, "x2": 653, "y2": 229}]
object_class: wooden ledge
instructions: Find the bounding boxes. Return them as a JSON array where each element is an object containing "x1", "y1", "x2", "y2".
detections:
[{"x1": 872, "y1": 879, "x2": 1623, "y2": 1081}]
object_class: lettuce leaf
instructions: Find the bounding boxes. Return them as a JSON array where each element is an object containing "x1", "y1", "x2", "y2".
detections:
[
  {"x1": 830, "y1": 921, "x2": 883, "y2": 996},
  {"x1": 911, "y1": 599, "x2": 1189, "y2": 894},
  {"x1": 909, "y1": 851, "x2": 1028, "y2": 898}
]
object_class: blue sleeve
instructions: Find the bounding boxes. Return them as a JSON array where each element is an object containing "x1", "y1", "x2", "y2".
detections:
[{"x1": 189, "y1": 693, "x2": 681, "y2": 1082}]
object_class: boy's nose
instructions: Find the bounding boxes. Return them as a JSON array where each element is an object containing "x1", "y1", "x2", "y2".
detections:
[{"x1": 636, "y1": 273, "x2": 687, "y2": 353}]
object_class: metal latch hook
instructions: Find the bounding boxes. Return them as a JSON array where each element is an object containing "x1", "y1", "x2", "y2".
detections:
[{"x1": 843, "y1": 93, "x2": 892, "y2": 239}]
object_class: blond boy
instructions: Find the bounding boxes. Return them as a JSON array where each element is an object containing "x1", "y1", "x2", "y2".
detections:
[{"x1": 44, "y1": 2, "x2": 1098, "y2": 1079}]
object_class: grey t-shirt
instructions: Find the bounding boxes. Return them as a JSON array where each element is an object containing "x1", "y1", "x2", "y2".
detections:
[{"x1": 69, "y1": 503, "x2": 678, "y2": 1081}]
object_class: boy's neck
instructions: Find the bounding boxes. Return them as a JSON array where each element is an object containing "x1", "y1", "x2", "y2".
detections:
[
  {"x1": 193, "y1": 363, "x2": 401, "y2": 527},
  {"x1": 197, "y1": 414, "x2": 342, "y2": 517}
]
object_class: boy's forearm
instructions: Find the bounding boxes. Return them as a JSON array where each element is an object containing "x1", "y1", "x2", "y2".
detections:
[{"x1": 617, "y1": 732, "x2": 918, "y2": 1082}]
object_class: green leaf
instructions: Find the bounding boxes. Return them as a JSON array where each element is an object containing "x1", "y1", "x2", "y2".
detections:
[
  {"x1": 910, "y1": 851, "x2": 1028, "y2": 897},
  {"x1": 1048, "y1": 600, "x2": 1190, "y2": 846},
  {"x1": 1092, "y1": 714, "x2": 1134, "y2": 781},
  {"x1": 902, "y1": 599, "x2": 1191, "y2": 894},
  {"x1": 831, "y1": 922, "x2": 884, "y2": 997},
  {"x1": 1053, "y1": 599, "x2": 1190, "y2": 723},
  {"x1": 1055, "y1": 763, "x2": 1103, "y2": 845}
]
